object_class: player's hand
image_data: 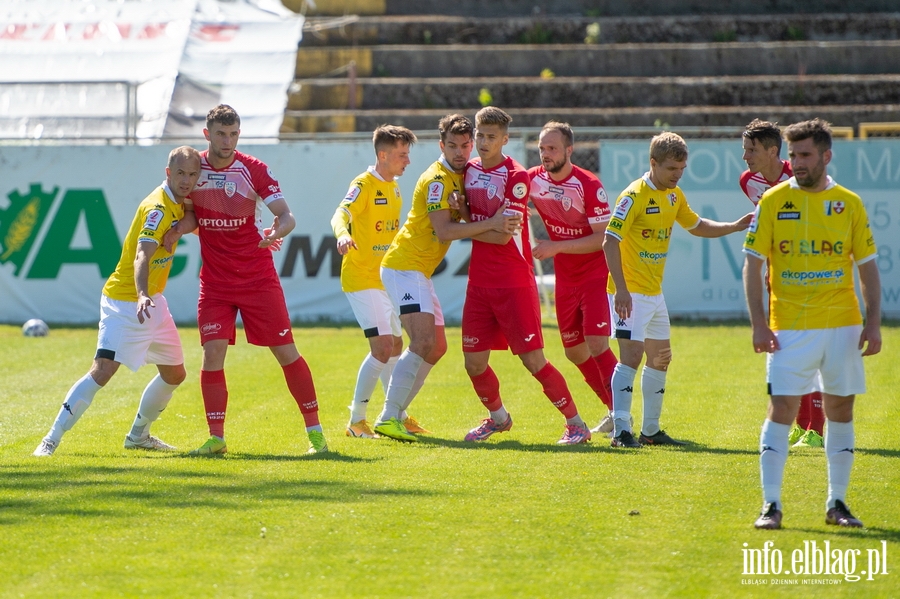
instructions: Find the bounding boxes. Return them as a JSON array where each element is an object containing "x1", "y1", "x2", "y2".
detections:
[
  {"x1": 136, "y1": 295, "x2": 155, "y2": 324},
  {"x1": 260, "y1": 227, "x2": 283, "y2": 251},
  {"x1": 259, "y1": 217, "x2": 284, "y2": 250},
  {"x1": 488, "y1": 204, "x2": 522, "y2": 235},
  {"x1": 751, "y1": 324, "x2": 779, "y2": 354},
  {"x1": 859, "y1": 322, "x2": 882, "y2": 356},
  {"x1": 336, "y1": 234, "x2": 357, "y2": 255},
  {"x1": 734, "y1": 212, "x2": 754, "y2": 231},
  {"x1": 448, "y1": 191, "x2": 465, "y2": 211},
  {"x1": 613, "y1": 289, "x2": 632, "y2": 320},
  {"x1": 532, "y1": 239, "x2": 558, "y2": 260},
  {"x1": 162, "y1": 227, "x2": 182, "y2": 253}
]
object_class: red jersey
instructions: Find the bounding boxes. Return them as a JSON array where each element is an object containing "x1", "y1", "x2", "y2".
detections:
[
  {"x1": 739, "y1": 160, "x2": 792, "y2": 206},
  {"x1": 191, "y1": 150, "x2": 284, "y2": 289},
  {"x1": 464, "y1": 155, "x2": 533, "y2": 288},
  {"x1": 528, "y1": 164, "x2": 611, "y2": 286}
]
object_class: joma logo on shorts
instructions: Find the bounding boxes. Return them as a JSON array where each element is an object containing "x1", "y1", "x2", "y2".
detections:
[{"x1": 201, "y1": 322, "x2": 222, "y2": 335}]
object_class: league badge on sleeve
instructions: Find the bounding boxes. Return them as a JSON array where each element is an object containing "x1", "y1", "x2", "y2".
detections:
[
  {"x1": 427, "y1": 182, "x2": 445, "y2": 204},
  {"x1": 143, "y1": 209, "x2": 164, "y2": 231},
  {"x1": 512, "y1": 182, "x2": 528, "y2": 199},
  {"x1": 613, "y1": 196, "x2": 633, "y2": 220},
  {"x1": 597, "y1": 186, "x2": 609, "y2": 204}
]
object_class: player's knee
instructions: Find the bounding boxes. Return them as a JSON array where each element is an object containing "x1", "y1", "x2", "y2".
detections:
[
  {"x1": 652, "y1": 347, "x2": 673, "y2": 370},
  {"x1": 160, "y1": 365, "x2": 187, "y2": 386}
]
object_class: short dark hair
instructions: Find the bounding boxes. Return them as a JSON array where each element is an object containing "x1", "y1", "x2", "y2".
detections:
[
  {"x1": 783, "y1": 119, "x2": 833, "y2": 154},
  {"x1": 438, "y1": 114, "x2": 474, "y2": 142},
  {"x1": 206, "y1": 104, "x2": 240, "y2": 129},
  {"x1": 475, "y1": 106, "x2": 512, "y2": 130},
  {"x1": 743, "y1": 119, "x2": 782, "y2": 153},
  {"x1": 540, "y1": 121, "x2": 574, "y2": 147},
  {"x1": 373, "y1": 125, "x2": 417, "y2": 153}
]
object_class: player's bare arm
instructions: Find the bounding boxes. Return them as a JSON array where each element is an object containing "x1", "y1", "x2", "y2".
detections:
[
  {"x1": 163, "y1": 205, "x2": 197, "y2": 253},
  {"x1": 602, "y1": 235, "x2": 632, "y2": 319},
  {"x1": 260, "y1": 199, "x2": 294, "y2": 249},
  {"x1": 532, "y1": 222, "x2": 606, "y2": 260},
  {"x1": 133, "y1": 239, "x2": 159, "y2": 324},
  {"x1": 857, "y1": 259, "x2": 882, "y2": 356},
  {"x1": 743, "y1": 254, "x2": 779, "y2": 353},
  {"x1": 689, "y1": 213, "x2": 754, "y2": 238},
  {"x1": 429, "y1": 205, "x2": 520, "y2": 243}
]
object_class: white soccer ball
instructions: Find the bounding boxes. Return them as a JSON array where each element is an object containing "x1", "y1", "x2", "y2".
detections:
[{"x1": 22, "y1": 318, "x2": 49, "y2": 337}]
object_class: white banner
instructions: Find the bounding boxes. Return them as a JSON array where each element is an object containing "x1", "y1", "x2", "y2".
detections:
[
  {"x1": 0, "y1": 0, "x2": 196, "y2": 139},
  {"x1": 2, "y1": 138, "x2": 898, "y2": 325}
]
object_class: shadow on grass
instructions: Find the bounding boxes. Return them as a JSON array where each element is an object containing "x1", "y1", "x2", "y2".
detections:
[
  {"x1": 0, "y1": 461, "x2": 437, "y2": 523},
  {"x1": 856, "y1": 447, "x2": 900, "y2": 458},
  {"x1": 413, "y1": 436, "x2": 760, "y2": 456},
  {"x1": 788, "y1": 525, "x2": 900, "y2": 543}
]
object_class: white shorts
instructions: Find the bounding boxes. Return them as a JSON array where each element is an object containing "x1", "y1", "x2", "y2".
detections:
[
  {"x1": 608, "y1": 292, "x2": 670, "y2": 342},
  {"x1": 381, "y1": 267, "x2": 445, "y2": 326},
  {"x1": 345, "y1": 288, "x2": 401, "y2": 338},
  {"x1": 97, "y1": 294, "x2": 183, "y2": 372},
  {"x1": 767, "y1": 326, "x2": 866, "y2": 397}
]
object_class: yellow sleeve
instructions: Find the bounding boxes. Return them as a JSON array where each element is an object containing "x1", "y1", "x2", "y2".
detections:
[
  {"x1": 743, "y1": 199, "x2": 772, "y2": 260},
  {"x1": 675, "y1": 191, "x2": 701, "y2": 230},
  {"x1": 332, "y1": 178, "x2": 368, "y2": 238},
  {"x1": 851, "y1": 198, "x2": 877, "y2": 264}
]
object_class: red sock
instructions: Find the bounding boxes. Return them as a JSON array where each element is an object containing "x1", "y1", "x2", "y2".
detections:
[
  {"x1": 593, "y1": 349, "x2": 618, "y2": 410},
  {"x1": 575, "y1": 358, "x2": 611, "y2": 410},
  {"x1": 200, "y1": 369, "x2": 227, "y2": 438},
  {"x1": 797, "y1": 392, "x2": 812, "y2": 430},
  {"x1": 534, "y1": 362, "x2": 577, "y2": 418},
  {"x1": 283, "y1": 357, "x2": 319, "y2": 427},
  {"x1": 469, "y1": 366, "x2": 502, "y2": 412},
  {"x1": 808, "y1": 391, "x2": 825, "y2": 436}
]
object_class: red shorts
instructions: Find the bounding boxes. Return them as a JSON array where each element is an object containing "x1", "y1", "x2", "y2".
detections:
[
  {"x1": 555, "y1": 278, "x2": 611, "y2": 348},
  {"x1": 462, "y1": 284, "x2": 543, "y2": 355},
  {"x1": 198, "y1": 281, "x2": 294, "y2": 347}
]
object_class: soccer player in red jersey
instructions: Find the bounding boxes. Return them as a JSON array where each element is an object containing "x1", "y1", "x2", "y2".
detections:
[
  {"x1": 459, "y1": 107, "x2": 591, "y2": 445},
  {"x1": 173, "y1": 104, "x2": 327, "y2": 455},
  {"x1": 741, "y1": 119, "x2": 825, "y2": 448},
  {"x1": 528, "y1": 122, "x2": 619, "y2": 436}
]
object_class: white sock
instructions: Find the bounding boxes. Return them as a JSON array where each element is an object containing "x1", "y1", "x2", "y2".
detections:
[
  {"x1": 611, "y1": 364, "x2": 637, "y2": 435},
  {"x1": 825, "y1": 419, "x2": 855, "y2": 510},
  {"x1": 400, "y1": 362, "x2": 434, "y2": 413},
  {"x1": 349, "y1": 353, "x2": 386, "y2": 423},
  {"x1": 377, "y1": 350, "x2": 424, "y2": 423},
  {"x1": 490, "y1": 406, "x2": 509, "y2": 424},
  {"x1": 641, "y1": 366, "x2": 667, "y2": 436},
  {"x1": 760, "y1": 419, "x2": 790, "y2": 506},
  {"x1": 566, "y1": 414, "x2": 585, "y2": 427},
  {"x1": 46, "y1": 374, "x2": 103, "y2": 443},
  {"x1": 130, "y1": 375, "x2": 179, "y2": 439},
  {"x1": 380, "y1": 355, "x2": 399, "y2": 394}
]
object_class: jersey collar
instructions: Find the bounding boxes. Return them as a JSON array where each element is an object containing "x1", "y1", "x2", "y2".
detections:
[
  {"x1": 642, "y1": 171, "x2": 658, "y2": 190},
  {"x1": 161, "y1": 182, "x2": 176, "y2": 203},
  {"x1": 788, "y1": 175, "x2": 836, "y2": 191},
  {"x1": 367, "y1": 165, "x2": 388, "y2": 182}
]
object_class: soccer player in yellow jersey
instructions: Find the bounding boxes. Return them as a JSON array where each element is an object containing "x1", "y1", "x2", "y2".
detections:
[
  {"x1": 33, "y1": 146, "x2": 201, "y2": 457},
  {"x1": 744, "y1": 119, "x2": 882, "y2": 530},
  {"x1": 331, "y1": 125, "x2": 419, "y2": 439},
  {"x1": 373, "y1": 114, "x2": 521, "y2": 441},
  {"x1": 604, "y1": 132, "x2": 752, "y2": 449}
]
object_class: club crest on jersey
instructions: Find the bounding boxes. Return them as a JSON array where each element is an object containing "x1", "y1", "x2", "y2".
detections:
[
  {"x1": 668, "y1": 192, "x2": 677, "y2": 206},
  {"x1": 143, "y1": 209, "x2": 164, "y2": 231},
  {"x1": 561, "y1": 196, "x2": 572, "y2": 211},
  {"x1": 488, "y1": 184, "x2": 498, "y2": 199},
  {"x1": 224, "y1": 182, "x2": 236, "y2": 197},
  {"x1": 825, "y1": 200, "x2": 845, "y2": 215}
]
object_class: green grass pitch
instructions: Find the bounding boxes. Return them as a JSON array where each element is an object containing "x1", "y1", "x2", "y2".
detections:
[{"x1": 1, "y1": 323, "x2": 897, "y2": 598}]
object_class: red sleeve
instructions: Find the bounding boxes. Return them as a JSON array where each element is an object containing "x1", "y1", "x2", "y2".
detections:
[
  {"x1": 738, "y1": 170, "x2": 753, "y2": 200},
  {"x1": 245, "y1": 154, "x2": 284, "y2": 203},
  {"x1": 505, "y1": 168, "x2": 530, "y2": 217}
]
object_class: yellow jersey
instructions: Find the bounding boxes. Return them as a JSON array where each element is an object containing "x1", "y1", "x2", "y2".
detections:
[
  {"x1": 743, "y1": 177, "x2": 876, "y2": 330},
  {"x1": 103, "y1": 184, "x2": 185, "y2": 301},
  {"x1": 382, "y1": 156, "x2": 463, "y2": 277},
  {"x1": 331, "y1": 166, "x2": 403, "y2": 292},
  {"x1": 605, "y1": 173, "x2": 700, "y2": 295}
]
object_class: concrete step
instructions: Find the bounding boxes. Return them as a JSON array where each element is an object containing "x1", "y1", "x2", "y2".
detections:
[
  {"x1": 281, "y1": 104, "x2": 900, "y2": 134},
  {"x1": 295, "y1": 40, "x2": 900, "y2": 78},
  {"x1": 302, "y1": 13, "x2": 900, "y2": 46},
  {"x1": 379, "y1": 0, "x2": 899, "y2": 17},
  {"x1": 288, "y1": 74, "x2": 900, "y2": 110}
]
